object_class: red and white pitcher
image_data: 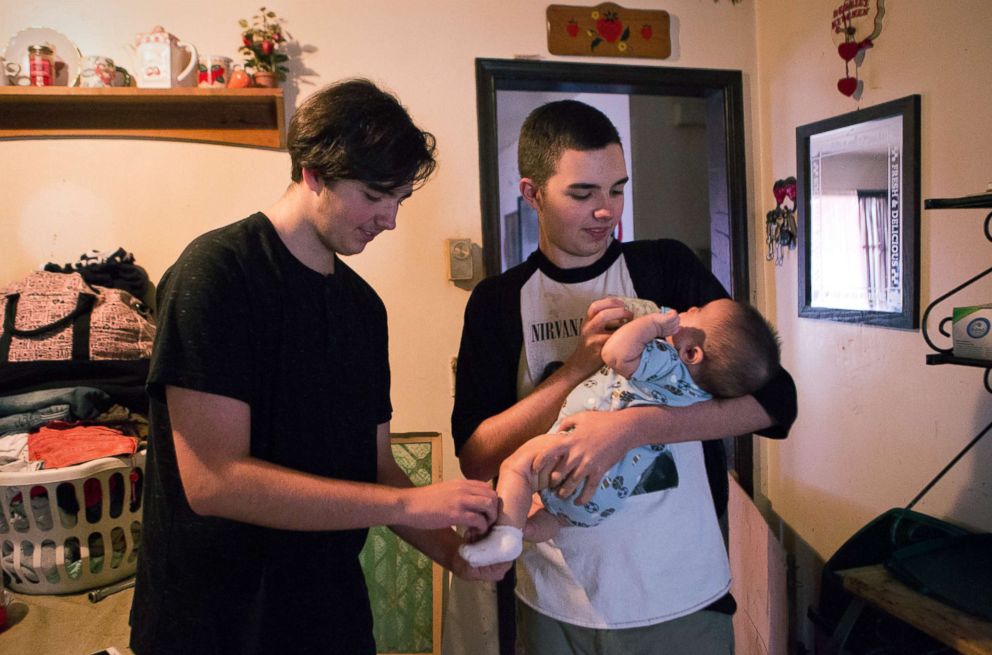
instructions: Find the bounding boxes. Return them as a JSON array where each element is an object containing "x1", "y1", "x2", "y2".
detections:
[{"x1": 127, "y1": 26, "x2": 197, "y2": 88}]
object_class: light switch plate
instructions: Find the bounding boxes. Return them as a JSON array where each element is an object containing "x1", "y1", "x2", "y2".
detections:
[{"x1": 447, "y1": 238, "x2": 473, "y2": 281}]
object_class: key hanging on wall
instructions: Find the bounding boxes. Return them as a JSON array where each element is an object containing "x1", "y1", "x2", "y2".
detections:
[{"x1": 766, "y1": 177, "x2": 797, "y2": 266}]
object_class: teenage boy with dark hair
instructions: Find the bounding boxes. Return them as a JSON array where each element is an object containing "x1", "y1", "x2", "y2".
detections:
[
  {"x1": 130, "y1": 79, "x2": 503, "y2": 655},
  {"x1": 453, "y1": 100, "x2": 797, "y2": 654}
]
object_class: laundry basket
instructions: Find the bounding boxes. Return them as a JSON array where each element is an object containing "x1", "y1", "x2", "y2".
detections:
[{"x1": 0, "y1": 449, "x2": 145, "y2": 595}]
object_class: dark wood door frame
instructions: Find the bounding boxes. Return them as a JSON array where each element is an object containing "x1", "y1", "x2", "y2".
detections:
[
  {"x1": 475, "y1": 57, "x2": 754, "y2": 491},
  {"x1": 476, "y1": 59, "x2": 755, "y2": 655}
]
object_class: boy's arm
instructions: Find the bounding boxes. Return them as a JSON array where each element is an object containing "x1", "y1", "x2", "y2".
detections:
[
  {"x1": 601, "y1": 309, "x2": 680, "y2": 378},
  {"x1": 458, "y1": 297, "x2": 632, "y2": 481},
  {"x1": 541, "y1": 397, "x2": 772, "y2": 504},
  {"x1": 169, "y1": 386, "x2": 499, "y2": 534},
  {"x1": 546, "y1": 363, "x2": 797, "y2": 503},
  {"x1": 377, "y1": 424, "x2": 511, "y2": 582}
]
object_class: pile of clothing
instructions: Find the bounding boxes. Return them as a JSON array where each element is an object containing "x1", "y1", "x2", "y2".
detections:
[
  {"x1": 43, "y1": 247, "x2": 151, "y2": 307},
  {"x1": 0, "y1": 249, "x2": 153, "y2": 587},
  {"x1": 0, "y1": 386, "x2": 146, "y2": 473}
]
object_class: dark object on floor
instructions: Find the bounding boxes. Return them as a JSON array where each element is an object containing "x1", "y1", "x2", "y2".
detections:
[
  {"x1": 886, "y1": 532, "x2": 992, "y2": 621},
  {"x1": 808, "y1": 508, "x2": 966, "y2": 654}
]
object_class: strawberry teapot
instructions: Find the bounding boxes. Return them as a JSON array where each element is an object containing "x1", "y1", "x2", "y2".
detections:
[{"x1": 127, "y1": 26, "x2": 197, "y2": 88}]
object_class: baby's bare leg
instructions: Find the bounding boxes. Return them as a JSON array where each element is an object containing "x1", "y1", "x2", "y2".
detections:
[
  {"x1": 458, "y1": 435, "x2": 558, "y2": 567},
  {"x1": 494, "y1": 435, "x2": 555, "y2": 528}
]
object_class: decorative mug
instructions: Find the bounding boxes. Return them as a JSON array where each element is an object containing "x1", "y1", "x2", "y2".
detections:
[
  {"x1": 226, "y1": 64, "x2": 251, "y2": 89},
  {"x1": 197, "y1": 55, "x2": 231, "y2": 88},
  {"x1": 0, "y1": 57, "x2": 19, "y2": 86},
  {"x1": 79, "y1": 56, "x2": 132, "y2": 88}
]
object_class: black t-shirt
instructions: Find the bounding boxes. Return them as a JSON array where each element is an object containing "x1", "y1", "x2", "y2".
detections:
[{"x1": 130, "y1": 213, "x2": 390, "y2": 655}]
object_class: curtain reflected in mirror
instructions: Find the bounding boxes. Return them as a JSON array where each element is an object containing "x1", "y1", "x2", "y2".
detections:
[{"x1": 797, "y1": 95, "x2": 920, "y2": 329}]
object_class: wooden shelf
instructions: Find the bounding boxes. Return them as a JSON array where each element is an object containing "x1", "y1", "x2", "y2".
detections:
[
  {"x1": 840, "y1": 565, "x2": 992, "y2": 655},
  {"x1": 922, "y1": 194, "x2": 992, "y2": 393},
  {"x1": 0, "y1": 87, "x2": 285, "y2": 149},
  {"x1": 927, "y1": 353, "x2": 992, "y2": 368},
  {"x1": 924, "y1": 193, "x2": 992, "y2": 210}
]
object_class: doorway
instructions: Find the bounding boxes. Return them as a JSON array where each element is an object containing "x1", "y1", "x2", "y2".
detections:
[
  {"x1": 475, "y1": 58, "x2": 750, "y2": 300},
  {"x1": 475, "y1": 59, "x2": 755, "y2": 655},
  {"x1": 475, "y1": 57, "x2": 754, "y2": 490}
]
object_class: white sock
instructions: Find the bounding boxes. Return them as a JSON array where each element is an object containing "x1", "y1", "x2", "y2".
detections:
[{"x1": 458, "y1": 525, "x2": 524, "y2": 567}]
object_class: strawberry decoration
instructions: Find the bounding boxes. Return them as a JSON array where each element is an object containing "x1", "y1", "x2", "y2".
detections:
[
  {"x1": 640, "y1": 24, "x2": 653, "y2": 40},
  {"x1": 595, "y1": 10, "x2": 624, "y2": 42},
  {"x1": 198, "y1": 64, "x2": 227, "y2": 85},
  {"x1": 566, "y1": 20, "x2": 579, "y2": 38},
  {"x1": 588, "y1": 9, "x2": 631, "y2": 51}
]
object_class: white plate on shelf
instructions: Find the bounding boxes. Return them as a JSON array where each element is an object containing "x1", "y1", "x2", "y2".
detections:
[{"x1": 4, "y1": 27, "x2": 82, "y2": 86}]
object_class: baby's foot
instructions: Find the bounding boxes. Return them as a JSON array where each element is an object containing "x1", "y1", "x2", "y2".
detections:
[{"x1": 458, "y1": 525, "x2": 524, "y2": 567}]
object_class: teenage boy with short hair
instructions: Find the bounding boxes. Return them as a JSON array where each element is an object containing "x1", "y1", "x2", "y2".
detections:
[{"x1": 453, "y1": 100, "x2": 796, "y2": 654}]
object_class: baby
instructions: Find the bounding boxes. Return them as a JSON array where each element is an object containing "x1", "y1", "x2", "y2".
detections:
[{"x1": 459, "y1": 297, "x2": 781, "y2": 567}]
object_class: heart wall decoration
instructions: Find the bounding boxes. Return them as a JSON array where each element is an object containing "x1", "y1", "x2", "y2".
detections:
[
  {"x1": 831, "y1": 0, "x2": 885, "y2": 99},
  {"x1": 766, "y1": 177, "x2": 797, "y2": 266}
]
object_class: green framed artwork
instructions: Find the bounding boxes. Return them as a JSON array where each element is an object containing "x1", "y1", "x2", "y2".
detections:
[{"x1": 359, "y1": 432, "x2": 443, "y2": 655}]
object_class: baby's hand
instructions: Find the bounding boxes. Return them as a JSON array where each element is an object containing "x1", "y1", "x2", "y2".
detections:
[
  {"x1": 654, "y1": 308, "x2": 680, "y2": 339},
  {"x1": 602, "y1": 308, "x2": 679, "y2": 378}
]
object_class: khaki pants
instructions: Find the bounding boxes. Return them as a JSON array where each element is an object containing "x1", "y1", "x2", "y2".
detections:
[{"x1": 516, "y1": 601, "x2": 734, "y2": 655}]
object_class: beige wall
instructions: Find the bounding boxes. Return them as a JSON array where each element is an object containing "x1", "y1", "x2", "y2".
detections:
[
  {"x1": 755, "y1": 0, "x2": 992, "y2": 648},
  {"x1": 0, "y1": 2, "x2": 759, "y2": 651},
  {"x1": 5, "y1": 0, "x2": 989, "y2": 651},
  {"x1": 0, "y1": 0, "x2": 760, "y2": 512}
]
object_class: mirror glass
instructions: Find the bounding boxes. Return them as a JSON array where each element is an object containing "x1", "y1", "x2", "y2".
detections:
[
  {"x1": 797, "y1": 95, "x2": 921, "y2": 329},
  {"x1": 809, "y1": 114, "x2": 903, "y2": 312}
]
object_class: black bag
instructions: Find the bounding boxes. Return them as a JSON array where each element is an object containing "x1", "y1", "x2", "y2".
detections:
[
  {"x1": 809, "y1": 508, "x2": 967, "y2": 654},
  {"x1": 886, "y1": 532, "x2": 992, "y2": 621}
]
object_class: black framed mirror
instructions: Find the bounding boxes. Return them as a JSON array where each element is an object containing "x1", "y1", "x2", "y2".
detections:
[{"x1": 796, "y1": 94, "x2": 921, "y2": 329}]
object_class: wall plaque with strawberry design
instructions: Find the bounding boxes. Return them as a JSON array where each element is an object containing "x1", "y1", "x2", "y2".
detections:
[{"x1": 547, "y1": 3, "x2": 670, "y2": 59}]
